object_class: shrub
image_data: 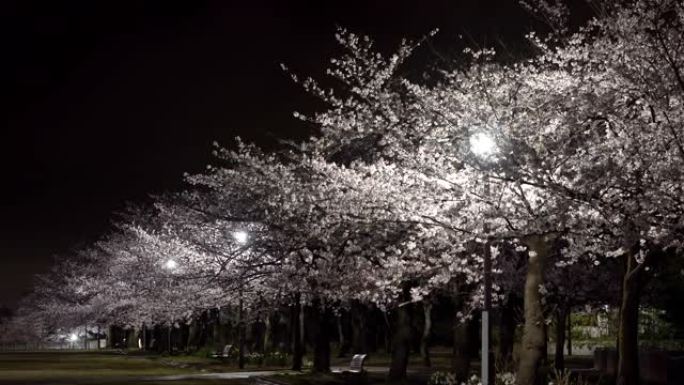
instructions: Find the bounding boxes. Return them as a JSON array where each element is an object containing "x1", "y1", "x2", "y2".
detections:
[
  {"x1": 246, "y1": 352, "x2": 264, "y2": 366},
  {"x1": 264, "y1": 351, "x2": 289, "y2": 366}
]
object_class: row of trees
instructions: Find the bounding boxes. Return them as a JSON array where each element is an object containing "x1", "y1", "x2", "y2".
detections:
[{"x1": 4, "y1": 1, "x2": 683, "y2": 385}]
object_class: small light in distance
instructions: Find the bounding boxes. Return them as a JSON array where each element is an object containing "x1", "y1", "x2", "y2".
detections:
[
  {"x1": 470, "y1": 132, "x2": 497, "y2": 157},
  {"x1": 164, "y1": 259, "x2": 178, "y2": 270},
  {"x1": 233, "y1": 230, "x2": 248, "y2": 244}
]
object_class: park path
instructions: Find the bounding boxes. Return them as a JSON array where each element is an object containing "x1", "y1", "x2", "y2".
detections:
[
  {"x1": 154, "y1": 369, "x2": 292, "y2": 381},
  {"x1": 153, "y1": 366, "x2": 393, "y2": 381}
]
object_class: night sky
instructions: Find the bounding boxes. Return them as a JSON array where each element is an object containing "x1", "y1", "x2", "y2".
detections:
[{"x1": 1, "y1": 0, "x2": 536, "y2": 307}]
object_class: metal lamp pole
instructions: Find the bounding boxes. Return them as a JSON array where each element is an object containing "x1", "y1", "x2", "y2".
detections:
[
  {"x1": 482, "y1": 173, "x2": 493, "y2": 385},
  {"x1": 470, "y1": 132, "x2": 496, "y2": 385}
]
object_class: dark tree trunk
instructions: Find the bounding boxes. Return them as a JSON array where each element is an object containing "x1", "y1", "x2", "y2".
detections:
[
  {"x1": 420, "y1": 301, "x2": 432, "y2": 367},
  {"x1": 452, "y1": 312, "x2": 476, "y2": 384},
  {"x1": 554, "y1": 306, "x2": 568, "y2": 372},
  {"x1": 517, "y1": 234, "x2": 552, "y2": 385},
  {"x1": 617, "y1": 250, "x2": 644, "y2": 385},
  {"x1": 140, "y1": 324, "x2": 146, "y2": 351},
  {"x1": 337, "y1": 312, "x2": 351, "y2": 357},
  {"x1": 106, "y1": 325, "x2": 114, "y2": 348},
  {"x1": 263, "y1": 315, "x2": 272, "y2": 353},
  {"x1": 238, "y1": 296, "x2": 245, "y2": 369},
  {"x1": 168, "y1": 325, "x2": 173, "y2": 354},
  {"x1": 566, "y1": 311, "x2": 572, "y2": 356},
  {"x1": 126, "y1": 327, "x2": 138, "y2": 349},
  {"x1": 388, "y1": 301, "x2": 412, "y2": 381},
  {"x1": 383, "y1": 311, "x2": 392, "y2": 353},
  {"x1": 291, "y1": 294, "x2": 304, "y2": 371},
  {"x1": 351, "y1": 301, "x2": 367, "y2": 354},
  {"x1": 311, "y1": 302, "x2": 332, "y2": 373},
  {"x1": 498, "y1": 298, "x2": 518, "y2": 363}
]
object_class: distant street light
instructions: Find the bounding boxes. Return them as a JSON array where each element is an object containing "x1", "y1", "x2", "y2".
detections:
[
  {"x1": 470, "y1": 131, "x2": 497, "y2": 385},
  {"x1": 233, "y1": 230, "x2": 248, "y2": 244},
  {"x1": 69, "y1": 333, "x2": 78, "y2": 342},
  {"x1": 162, "y1": 259, "x2": 178, "y2": 353},
  {"x1": 164, "y1": 259, "x2": 178, "y2": 270},
  {"x1": 470, "y1": 132, "x2": 497, "y2": 157}
]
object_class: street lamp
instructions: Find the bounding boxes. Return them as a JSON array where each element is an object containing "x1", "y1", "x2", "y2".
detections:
[
  {"x1": 164, "y1": 259, "x2": 178, "y2": 270},
  {"x1": 233, "y1": 230, "x2": 248, "y2": 244},
  {"x1": 231, "y1": 229, "x2": 248, "y2": 369},
  {"x1": 470, "y1": 132, "x2": 497, "y2": 157},
  {"x1": 470, "y1": 131, "x2": 496, "y2": 385},
  {"x1": 162, "y1": 259, "x2": 178, "y2": 353}
]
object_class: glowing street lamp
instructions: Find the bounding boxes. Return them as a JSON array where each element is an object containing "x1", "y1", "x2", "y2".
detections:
[
  {"x1": 162, "y1": 258, "x2": 178, "y2": 353},
  {"x1": 470, "y1": 132, "x2": 497, "y2": 158},
  {"x1": 69, "y1": 333, "x2": 78, "y2": 342},
  {"x1": 233, "y1": 230, "x2": 248, "y2": 244},
  {"x1": 164, "y1": 259, "x2": 178, "y2": 270},
  {"x1": 470, "y1": 131, "x2": 497, "y2": 385}
]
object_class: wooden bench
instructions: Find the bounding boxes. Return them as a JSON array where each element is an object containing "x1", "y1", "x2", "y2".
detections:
[
  {"x1": 349, "y1": 354, "x2": 367, "y2": 373},
  {"x1": 210, "y1": 344, "x2": 233, "y2": 359}
]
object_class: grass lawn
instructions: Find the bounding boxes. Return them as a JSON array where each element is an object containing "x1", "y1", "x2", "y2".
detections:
[
  {"x1": 0, "y1": 349, "x2": 595, "y2": 385},
  {"x1": 0, "y1": 351, "x2": 247, "y2": 384}
]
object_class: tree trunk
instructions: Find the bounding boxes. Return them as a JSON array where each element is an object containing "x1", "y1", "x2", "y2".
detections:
[
  {"x1": 311, "y1": 301, "x2": 332, "y2": 373},
  {"x1": 106, "y1": 325, "x2": 113, "y2": 348},
  {"x1": 168, "y1": 325, "x2": 173, "y2": 354},
  {"x1": 498, "y1": 299, "x2": 517, "y2": 363},
  {"x1": 554, "y1": 307, "x2": 568, "y2": 372},
  {"x1": 517, "y1": 234, "x2": 553, "y2": 385},
  {"x1": 127, "y1": 327, "x2": 138, "y2": 350},
  {"x1": 238, "y1": 296, "x2": 246, "y2": 369},
  {"x1": 351, "y1": 301, "x2": 367, "y2": 353},
  {"x1": 291, "y1": 294, "x2": 304, "y2": 371},
  {"x1": 617, "y1": 250, "x2": 644, "y2": 385},
  {"x1": 264, "y1": 315, "x2": 272, "y2": 353},
  {"x1": 388, "y1": 301, "x2": 412, "y2": 381},
  {"x1": 140, "y1": 324, "x2": 146, "y2": 351},
  {"x1": 566, "y1": 311, "x2": 572, "y2": 356},
  {"x1": 452, "y1": 312, "x2": 476, "y2": 384},
  {"x1": 337, "y1": 313, "x2": 350, "y2": 357},
  {"x1": 421, "y1": 301, "x2": 432, "y2": 367}
]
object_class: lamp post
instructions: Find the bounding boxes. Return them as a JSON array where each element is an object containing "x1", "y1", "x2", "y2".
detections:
[
  {"x1": 164, "y1": 259, "x2": 178, "y2": 353},
  {"x1": 233, "y1": 230, "x2": 248, "y2": 369},
  {"x1": 470, "y1": 132, "x2": 496, "y2": 385}
]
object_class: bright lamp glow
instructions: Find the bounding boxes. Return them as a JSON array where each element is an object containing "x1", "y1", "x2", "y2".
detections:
[
  {"x1": 69, "y1": 333, "x2": 78, "y2": 342},
  {"x1": 233, "y1": 230, "x2": 248, "y2": 244},
  {"x1": 470, "y1": 132, "x2": 497, "y2": 157},
  {"x1": 164, "y1": 259, "x2": 178, "y2": 270}
]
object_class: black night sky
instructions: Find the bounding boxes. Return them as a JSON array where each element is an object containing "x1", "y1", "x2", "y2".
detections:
[{"x1": 1, "y1": 1, "x2": 535, "y2": 307}]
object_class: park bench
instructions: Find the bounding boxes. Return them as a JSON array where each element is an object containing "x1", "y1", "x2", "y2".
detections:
[
  {"x1": 331, "y1": 353, "x2": 368, "y2": 374},
  {"x1": 348, "y1": 354, "x2": 367, "y2": 373},
  {"x1": 210, "y1": 344, "x2": 233, "y2": 359}
]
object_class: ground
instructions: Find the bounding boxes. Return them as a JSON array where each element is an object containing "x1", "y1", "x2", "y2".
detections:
[
  {"x1": 0, "y1": 350, "x2": 440, "y2": 385},
  {"x1": 0, "y1": 351, "x2": 244, "y2": 385},
  {"x1": 0, "y1": 350, "x2": 595, "y2": 385}
]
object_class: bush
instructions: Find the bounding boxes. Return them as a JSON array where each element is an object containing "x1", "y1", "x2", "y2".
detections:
[
  {"x1": 264, "y1": 351, "x2": 289, "y2": 366},
  {"x1": 428, "y1": 371, "x2": 458, "y2": 385},
  {"x1": 246, "y1": 352, "x2": 265, "y2": 366}
]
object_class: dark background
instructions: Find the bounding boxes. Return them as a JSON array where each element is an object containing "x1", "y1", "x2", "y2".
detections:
[{"x1": 1, "y1": 0, "x2": 537, "y2": 308}]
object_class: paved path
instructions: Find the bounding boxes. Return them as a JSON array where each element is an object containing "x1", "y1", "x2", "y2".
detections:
[
  {"x1": 155, "y1": 366, "x2": 393, "y2": 381},
  {"x1": 154, "y1": 370, "x2": 294, "y2": 381}
]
